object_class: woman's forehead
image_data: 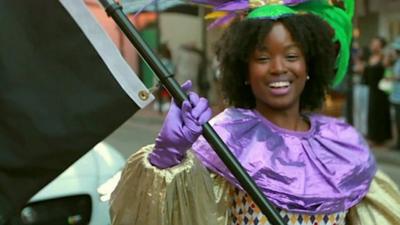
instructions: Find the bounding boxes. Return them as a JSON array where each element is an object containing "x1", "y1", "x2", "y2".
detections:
[{"x1": 254, "y1": 23, "x2": 299, "y2": 50}]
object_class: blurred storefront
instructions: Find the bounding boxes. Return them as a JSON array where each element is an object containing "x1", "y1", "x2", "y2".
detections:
[
  {"x1": 356, "y1": 0, "x2": 400, "y2": 45},
  {"x1": 84, "y1": 0, "x2": 212, "y2": 89},
  {"x1": 84, "y1": 0, "x2": 161, "y2": 87}
]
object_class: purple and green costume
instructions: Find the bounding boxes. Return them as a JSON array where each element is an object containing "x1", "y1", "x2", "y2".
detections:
[{"x1": 192, "y1": 108, "x2": 376, "y2": 214}]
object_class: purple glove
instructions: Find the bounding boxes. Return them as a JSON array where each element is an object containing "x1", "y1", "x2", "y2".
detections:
[{"x1": 149, "y1": 80, "x2": 212, "y2": 169}]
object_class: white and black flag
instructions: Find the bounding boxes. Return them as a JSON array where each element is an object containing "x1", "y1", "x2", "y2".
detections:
[{"x1": 0, "y1": 0, "x2": 153, "y2": 222}]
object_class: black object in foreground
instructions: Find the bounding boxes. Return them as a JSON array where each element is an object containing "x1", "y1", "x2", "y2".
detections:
[{"x1": 0, "y1": 0, "x2": 152, "y2": 223}]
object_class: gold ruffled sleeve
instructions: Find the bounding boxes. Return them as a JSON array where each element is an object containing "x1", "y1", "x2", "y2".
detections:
[
  {"x1": 109, "y1": 145, "x2": 231, "y2": 225},
  {"x1": 347, "y1": 170, "x2": 400, "y2": 225}
]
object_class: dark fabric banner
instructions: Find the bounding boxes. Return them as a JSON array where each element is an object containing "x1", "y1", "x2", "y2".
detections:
[{"x1": 0, "y1": 0, "x2": 143, "y2": 222}]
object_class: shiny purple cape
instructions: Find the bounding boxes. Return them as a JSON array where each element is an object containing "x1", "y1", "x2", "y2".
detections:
[{"x1": 192, "y1": 108, "x2": 376, "y2": 214}]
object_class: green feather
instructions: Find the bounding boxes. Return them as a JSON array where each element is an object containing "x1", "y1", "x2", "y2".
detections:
[
  {"x1": 247, "y1": 4, "x2": 296, "y2": 20},
  {"x1": 293, "y1": 1, "x2": 353, "y2": 86}
]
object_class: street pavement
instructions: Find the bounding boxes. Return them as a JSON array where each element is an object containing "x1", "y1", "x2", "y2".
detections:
[{"x1": 104, "y1": 103, "x2": 400, "y2": 187}]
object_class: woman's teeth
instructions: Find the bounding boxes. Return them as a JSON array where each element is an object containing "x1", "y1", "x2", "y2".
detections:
[{"x1": 269, "y1": 81, "x2": 290, "y2": 88}]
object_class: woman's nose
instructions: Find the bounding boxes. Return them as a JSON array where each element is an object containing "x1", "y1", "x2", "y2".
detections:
[{"x1": 270, "y1": 57, "x2": 287, "y2": 75}]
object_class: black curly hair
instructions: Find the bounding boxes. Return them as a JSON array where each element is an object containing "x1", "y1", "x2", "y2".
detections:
[{"x1": 215, "y1": 14, "x2": 336, "y2": 111}]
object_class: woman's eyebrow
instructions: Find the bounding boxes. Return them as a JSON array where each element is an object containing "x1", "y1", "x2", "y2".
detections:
[
  {"x1": 285, "y1": 43, "x2": 300, "y2": 49},
  {"x1": 255, "y1": 43, "x2": 300, "y2": 51}
]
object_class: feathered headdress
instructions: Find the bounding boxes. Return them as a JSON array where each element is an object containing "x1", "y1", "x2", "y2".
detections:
[{"x1": 191, "y1": 0, "x2": 354, "y2": 86}]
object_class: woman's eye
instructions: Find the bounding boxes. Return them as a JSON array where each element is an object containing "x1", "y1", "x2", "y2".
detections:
[
  {"x1": 257, "y1": 56, "x2": 270, "y2": 62},
  {"x1": 286, "y1": 55, "x2": 299, "y2": 61}
]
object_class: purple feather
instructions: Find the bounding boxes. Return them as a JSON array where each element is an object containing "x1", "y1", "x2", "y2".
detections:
[
  {"x1": 191, "y1": 0, "x2": 231, "y2": 6},
  {"x1": 283, "y1": 0, "x2": 310, "y2": 5},
  {"x1": 207, "y1": 12, "x2": 237, "y2": 29},
  {"x1": 214, "y1": 0, "x2": 249, "y2": 11}
]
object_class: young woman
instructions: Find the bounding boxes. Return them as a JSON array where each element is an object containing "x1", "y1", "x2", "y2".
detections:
[
  {"x1": 110, "y1": 1, "x2": 400, "y2": 225},
  {"x1": 362, "y1": 37, "x2": 392, "y2": 146}
]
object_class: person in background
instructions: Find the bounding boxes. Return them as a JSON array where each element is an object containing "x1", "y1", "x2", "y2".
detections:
[
  {"x1": 389, "y1": 37, "x2": 400, "y2": 150},
  {"x1": 363, "y1": 36, "x2": 392, "y2": 146},
  {"x1": 352, "y1": 44, "x2": 370, "y2": 135}
]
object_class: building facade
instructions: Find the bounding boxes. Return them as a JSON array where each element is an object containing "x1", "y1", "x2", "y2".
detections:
[{"x1": 356, "y1": 0, "x2": 400, "y2": 46}]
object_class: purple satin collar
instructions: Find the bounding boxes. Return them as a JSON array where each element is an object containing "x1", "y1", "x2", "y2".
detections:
[{"x1": 192, "y1": 108, "x2": 376, "y2": 214}]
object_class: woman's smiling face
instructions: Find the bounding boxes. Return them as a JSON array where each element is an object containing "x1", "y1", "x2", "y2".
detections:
[{"x1": 248, "y1": 22, "x2": 307, "y2": 113}]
